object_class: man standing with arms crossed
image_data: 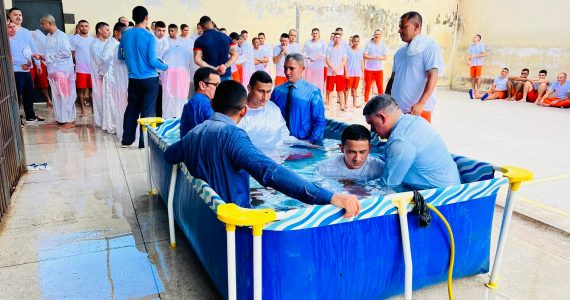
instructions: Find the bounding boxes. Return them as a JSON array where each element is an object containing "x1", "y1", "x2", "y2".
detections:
[
  {"x1": 386, "y1": 11, "x2": 444, "y2": 123},
  {"x1": 119, "y1": 6, "x2": 168, "y2": 148},
  {"x1": 467, "y1": 34, "x2": 485, "y2": 97}
]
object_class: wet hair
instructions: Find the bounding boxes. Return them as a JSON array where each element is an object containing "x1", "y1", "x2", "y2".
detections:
[
  {"x1": 258, "y1": 32, "x2": 265, "y2": 37},
  {"x1": 180, "y1": 24, "x2": 188, "y2": 30},
  {"x1": 539, "y1": 69, "x2": 547, "y2": 75},
  {"x1": 341, "y1": 124, "x2": 371, "y2": 145},
  {"x1": 280, "y1": 33, "x2": 289, "y2": 39},
  {"x1": 113, "y1": 22, "x2": 126, "y2": 33},
  {"x1": 199, "y1": 16, "x2": 211, "y2": 26},
  {"x1": 249, "y1": 71, "x2": 272, "y2": 88},
  {"x1": 155, "y1": 21, "x2": 166, "y2": 29},
  {"x1": 95, "y1": 22, "x2": 109, "y2": 33},
  {"x1": 285, "y1": 53, "x2": 305, "y2": 67},
  {"x1": 312, "y1": 28, "x2": 319, "y2": 32},
  {"x1": 522, "y1": 68, "x2": 529, "y2": 73},
  {"x1": 212, "y1": 80, "x2": 247, "y2": 115},
  {"x1": 241, "y1": 30, "x2": 248, "y2": 35},
  {"x1": 193, "y1": 67, "x2": 220, "y2": 92},
  {"x1": 168, "y1": 23, "x2": 178, "y2": 30},
  {"x1": 132, "y1": 6, "x2": 148, "y2": 24},
  {"x1": 77, "y1": 19, "x2": 89, "y2": 25},
  {"x1": 8, "y1": 7, "x2": 21, "y2": 15},
  {"x1": 401, "y1": 11, "x2": 423, "y2": 27},
  {"x1": 40, "y1": 14, "x2": 56, "y2": 25},
  {"x1": 362, "y1": 94, "x2": 400, "y2": 116},
  {"x1": 229, "y1": 32, "x2": 239, "y2": 41}
]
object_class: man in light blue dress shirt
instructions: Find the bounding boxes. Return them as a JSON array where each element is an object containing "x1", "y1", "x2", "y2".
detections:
[{"x1": 363, "y1": 94, "x2": 460, "y2": 190}]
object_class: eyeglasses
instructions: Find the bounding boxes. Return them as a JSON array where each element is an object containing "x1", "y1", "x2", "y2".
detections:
[{"x1": 203, "y1": 81, "x2": 220, "y2": 87}]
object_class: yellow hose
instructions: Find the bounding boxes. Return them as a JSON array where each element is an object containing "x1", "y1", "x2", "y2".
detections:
[{"x1": 426, "y1": 203, "x2": 455, "y2": 300}]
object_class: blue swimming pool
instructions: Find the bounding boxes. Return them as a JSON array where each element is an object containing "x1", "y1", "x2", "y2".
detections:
[{"x1": 147, "y1": 118, "x2": 507, "y2": 299}]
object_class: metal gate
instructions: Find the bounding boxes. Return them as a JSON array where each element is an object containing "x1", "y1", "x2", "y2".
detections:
[{"x1": 0, "y1": 1, "x2": 28, "y2": 222}]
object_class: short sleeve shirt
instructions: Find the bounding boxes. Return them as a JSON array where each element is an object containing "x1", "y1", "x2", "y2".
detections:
[
  {"x1": 364, "y1": 41, "x2": 388, "y2": 71},
  {"x1": 70, "y1": 34, "x2": 94, "y2": 74},
  {"x1": 346, "y1": 48, "x2": 364, "y2": 77},
  {"x1": 467, "y1": 43, "x2": 485, "y2": 66},
  {"x1": 194, "y1": 29, "x2": 233, "y2": 77},
  {"x1": 273, "y1": 45, "x2": 286, "y2": 76},
  {"x1": 493, "y1": 76, "x2": 508, "y2": 91},
  {"x1": 326, "y1": 45, "x2": 347, "y2": 76},
  {"x1": 548, "y1": 81, "x2": 570, "y2": 99}
]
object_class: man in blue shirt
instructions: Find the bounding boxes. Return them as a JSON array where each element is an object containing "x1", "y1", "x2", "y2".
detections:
[
  {"x1": 363, "y1": 94, "x2": 461, "y2": 190},
  {"x1": 165, "y1": 80, "x2": 360, "y2": 218},
  {"x1": 179, "y1": 67, "x2": 220, "y2": 137},
  {"x1": 193, "y1": 16, "x2": 238, "y2": 81},
  {"x1": 118, "y1": 6, "x2": 168, "y2": 148},
  {"x1": 270, "y1": 53, "x2": 326, "y2": 144}
]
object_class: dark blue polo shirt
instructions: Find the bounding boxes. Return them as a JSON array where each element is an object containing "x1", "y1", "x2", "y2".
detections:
[{"x1": 193, "y1": 29, "x2": 233, "y2": 78}]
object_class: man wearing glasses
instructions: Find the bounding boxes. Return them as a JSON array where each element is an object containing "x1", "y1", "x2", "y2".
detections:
[{"x1": 179, "y1": 67, "x2": 220, "y2": 137}]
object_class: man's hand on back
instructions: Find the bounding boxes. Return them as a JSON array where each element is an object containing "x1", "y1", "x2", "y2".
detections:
[{"x1": 330, "y1": 193, "x2": 361, "y2": 219}]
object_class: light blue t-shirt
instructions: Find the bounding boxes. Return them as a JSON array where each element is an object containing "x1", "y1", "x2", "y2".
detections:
[
  {"x1": 493, "y1": 76, "x2": 508, "y2": 91},
  {"x1": 391, "y1": 39, "x2": 444, "y2": 113},
  {"x1": 118, "y1": 27, "x2": 168, "y2": 79},
  {"x1": 467, "y1": 43, "x2": 485, "y2": 66},
  {"x1": 548, "y1": 81, "x2": 570, "y2": 99},
  {"x1": 381, "y1": 114, "x2": 461, "y2": 190}
]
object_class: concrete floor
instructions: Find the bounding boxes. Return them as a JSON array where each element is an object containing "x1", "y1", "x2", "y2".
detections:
[{"x1": 0, "y1": 89, "x2": 568, "y2": 299}]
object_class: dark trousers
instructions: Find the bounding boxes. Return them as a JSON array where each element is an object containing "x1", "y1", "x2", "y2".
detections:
[
  {"x1": 122, "y1": 77, "x2": 159, "y2": 148},
  {"x1": 14, "y1": 72, "x2": 36, "y2": 119},
  {"x1": 156, "y1": 83, "x2": 162, "y2": 117}
]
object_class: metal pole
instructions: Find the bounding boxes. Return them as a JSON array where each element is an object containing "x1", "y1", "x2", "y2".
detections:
[
  {"x1": 226, "y1": 225, "x2": 237, "y2": 300},
  {"x1": 167, "y1": 164, "x2": 178, "y2": 248},
  {"x1": 486, "y1": 187, "x2": 517, "y2": 288},
  {"x1": 396, "y1": 197, "x2": 413, "y2": 300},
  {"x1": 143, "y1": 128, "x2": 154, "y2": 194},
  {"x1": 253, "y1": 226, "x2": 263, "y2": 300}
]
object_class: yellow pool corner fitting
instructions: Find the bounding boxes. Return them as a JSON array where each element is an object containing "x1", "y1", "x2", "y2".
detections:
[
  {"x1": 217, "y1": 203, "x2": 277, "y2": 300},
  {"x1": 391, "y1": 191, "x2": 415, "y2": 210},
  {"x1": 497, "y1": 166, "x2": 533, "y2": 191},
  {"x1": 147, "y1": 189, "x2": 158, "y2": 196},
  {"x1": 217, "y1": 203, "x2": 277, "y2": 234},
  {"x1": 170, "y1": 242, "x2": 177, "y2": 249},
  {"x1": 137, "y1": 117, "x2": 164, "y2": 131},
  {"x1": 487, "y1": 165, "x2": 533, "y2": 290}
]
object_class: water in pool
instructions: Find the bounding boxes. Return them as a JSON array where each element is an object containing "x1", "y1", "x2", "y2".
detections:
[{"x1": 250, "y1": 139, "x2": 397, "y2": 211}]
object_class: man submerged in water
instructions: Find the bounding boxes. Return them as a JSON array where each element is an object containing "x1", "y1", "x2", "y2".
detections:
[
  {"x1": 165, "y1": 80, "x2": 360, "y2": 218},
  {"x1": 318, "y1": 124, "x2": 384, "y2": 181}
]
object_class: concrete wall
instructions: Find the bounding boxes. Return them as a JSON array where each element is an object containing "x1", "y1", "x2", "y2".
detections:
[
  {"x1": 5, "y1": 0, "x2": 566, "y2": 90},
  {"x1": 450, "y1": 0, "x2": 570, "y2": 91}
]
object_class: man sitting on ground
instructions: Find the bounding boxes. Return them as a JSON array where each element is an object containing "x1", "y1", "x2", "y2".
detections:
[
  {"x1": 238, "y1": 70, "x2": 295, "y2": 150},
  {"x1": 524, "y1": 69, "x2": 549, "y2": 103},
  {"x1": 506, "y1": 68, "x2": 530, "y2": 100},
  {"x1": 179, "y1": 67, "x2": 220, "y2": 137},
  {"x1": 318, "y1": 124, "x2": 384, "y2": 181},
  {"x1": 471, "y1": 68, "x2": 509, "y2": 100},
  {"x1": 537, "y1": 72, "x2": 570, "y2": 108},
  {"x1": 363, "y1": 94, "x2": 460, "y2": 190},
  {"x1": 165, "y1": 80, "x2": 360, "y2": 218}
]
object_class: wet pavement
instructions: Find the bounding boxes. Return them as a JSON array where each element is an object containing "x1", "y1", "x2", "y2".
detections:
[{"x1": 0, "y1": 90, "x2": 569, "y2": 299}]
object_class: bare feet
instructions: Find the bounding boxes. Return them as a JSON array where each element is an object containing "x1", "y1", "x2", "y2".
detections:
[
  {"x1": 47, "y1": 101, "x2": 53, "y2": 107},
  {"x1": 60, "y1": 122, "x2": 76, "y2": 129}
]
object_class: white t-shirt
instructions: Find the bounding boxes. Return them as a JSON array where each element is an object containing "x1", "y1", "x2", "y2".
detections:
[
  {"x1": 346, "y1": 48, "x2": 364, "y2": 77},
  {"x1": 288, "y1": 42, "x2": 301, "y2": 54},
  {"x1": 467, "y1": 43, "x2": 485, "y2": 66},
  {"x1": 70, "y1": 34, "x2": 94, "y2": 74},
  {"x1": 273, "y1": 45, "x2": 287, "y2": 77},
  {"x1": 238, "y1": 101, "x2": 293, "y2": 150},
  {"x1": 326, "y1": 45, "x2": 347, "y2": 76},
  {"x1": 318, "y1": 154, "x2": 384, "y2": 181},
  {"x1": 253, "y1": 48, "x2": 268, "y2": 72},
  {"x1": 391, "y1": 37, "x2": 443, "y2": 113},
  {"x1": 155, "y1": 36, "x2": 169, "y2": 59},
  {"x1": 364, "y1": 41, "x2": 388, "y2": 71},
  {"x1": 493, "y1": 76, "x2": 508, "y2": 91}
]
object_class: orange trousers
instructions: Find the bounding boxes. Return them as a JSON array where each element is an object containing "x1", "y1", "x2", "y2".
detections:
[
  {"x1": 543, "y1": 98, "x2": 570, "y2": 108},
  {"x1": 364, "y1": 70, "x2": 384, "y2": 102}
]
